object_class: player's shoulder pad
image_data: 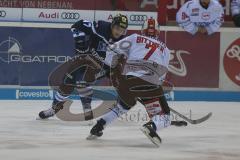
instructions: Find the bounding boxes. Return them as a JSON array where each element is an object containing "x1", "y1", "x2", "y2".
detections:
[
  {"x1": 71, "y1": 19, "x2": 84, "y2": 29},
  {"x1": 124, "y1": 33, "x2": 138, "y2": 40},
  {"x1": 96, "y1": 20, "x2": 111, "y2": 28},
  {"x1": 128, "y1": 33, "x2": 138, "y2": 37},
  {"x1": 71, "y1": 19, "x2": 94, "y2": 29},
  {"x1": 132, "y1": 33, "x2": 140, "y2": 38},
  {"x1": 212, "y1": 0, "x2": 224, "y2": 8},
  {"x1": 71, "y1": 20, "x2": 94, "y2": 35},
  {"x1": 211, "y1": 0, "x2": 224, "y2": 12},
  {"x1": 185, "y1": 0, "x2": 194, "y2": 8},
  {"x1": 95, "y1": 20, "x2": 112, "y2": 37},
  {"x1": 131, "y1": 33, "x2": 140, "y2": 37}
]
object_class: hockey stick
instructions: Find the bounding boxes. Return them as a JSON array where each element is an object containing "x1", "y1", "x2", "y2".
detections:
[{"x1": 170, "y1": 107, "x2": 212, "y2": 125}]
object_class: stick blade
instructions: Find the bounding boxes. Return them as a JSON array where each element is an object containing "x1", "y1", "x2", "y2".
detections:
[
  {"x1": 170, "y1": 108, "x2": 212, "y2": 125},
  {"x1": 190, "y1": 112, "x2": 212, "y2": 124}
]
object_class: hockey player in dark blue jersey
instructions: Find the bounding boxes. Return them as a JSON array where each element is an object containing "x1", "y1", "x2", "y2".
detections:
[{"x1": 38, "y1": 14, "x2": 128, "y2": 120}]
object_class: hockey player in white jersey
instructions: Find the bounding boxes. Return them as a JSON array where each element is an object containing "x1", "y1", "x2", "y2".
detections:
[
  {"x1": 231, "y1": 0, "x2": 240, "y2": 27},
  {"x1": 87, "y1": 18, "x2": 186, "y2": 146},
  {"x1": 176, "y1": 0, "x2": 224, "y2": 35}
]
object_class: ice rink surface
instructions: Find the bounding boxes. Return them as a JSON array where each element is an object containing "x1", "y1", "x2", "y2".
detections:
[{"x1": 0, "y1": 100, "x2": 240, "y2": 160}]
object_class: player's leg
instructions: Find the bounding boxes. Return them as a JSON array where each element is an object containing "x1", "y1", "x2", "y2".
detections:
[
  {"x1": 116, "y1": 74, "x2": 171, "y2": 134},
  {"x1": 76, "y1": 57, "x2": 105, "y2": 121},
  {"x1": 39, "y1": 64, "x2": 82, "y2": 119},
  {"x1": 76, "y1": 84, "x2": 94, "y2": 120},
  {"x1": 38, "y1": 85, "x2": 74, "y2": 119},
  {"x1": 87, "y1": 100, "x2": 132, "y2": 140},
  {"x1": 87, "y1": 69, "x2": 136, "y2": 139},
  {"x1": 39, "y1": 54, "x2": 101, "y2": 120},
  {"x1": 140, "y1": 95, "x2": 171, "y2": 146},
  {"x1": 74, "y1": 65, "x2": 96, "y2": 121}
]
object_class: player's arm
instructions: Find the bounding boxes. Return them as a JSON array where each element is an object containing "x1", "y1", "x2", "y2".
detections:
[
  {"x1": 105, "y1": 34, "x2": 135, "y2": 67},
  {"x1": 205, "y1": 5, "x2": 224, "y2": 35},
  {"x1": 176, "y1": 1, "x2": 198, "y2": 35},
  {"x1": 162, "y1": 46, "x2": 170, "y2": 69},
  {"x1": 231, "y1": 0, "x2": 240, "y2": 16},
  {"x1": 231, "y1": 0, "x2": 240, "y2": 27},
  {"x1": 71, "y1": 20, "x2": 95, "y2": 54}
]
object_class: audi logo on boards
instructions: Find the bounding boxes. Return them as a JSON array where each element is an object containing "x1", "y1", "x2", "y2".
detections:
[
  {"x1": 130, "y1": 15, "x2": 147, "y2": 22},
  {"x1": 61, "y1": 12, "x2": 80, "y2": 20},
  {"x1": 0, "y1": 10, "x2": 6, "y2": 18}
]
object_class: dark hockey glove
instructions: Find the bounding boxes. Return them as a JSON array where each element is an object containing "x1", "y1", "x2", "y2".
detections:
[{"x1": 111, "y1": 54, "x2": 127, "y2": 69}]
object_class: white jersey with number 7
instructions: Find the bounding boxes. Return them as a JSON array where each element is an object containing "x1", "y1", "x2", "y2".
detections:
[{"x1": 105, "y1": 33, "x2": 170, "y2": 83}]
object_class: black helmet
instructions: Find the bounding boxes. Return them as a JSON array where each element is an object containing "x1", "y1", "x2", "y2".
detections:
[{"x1": 112, "y1": 14, "x2": 128, "y2": 29}]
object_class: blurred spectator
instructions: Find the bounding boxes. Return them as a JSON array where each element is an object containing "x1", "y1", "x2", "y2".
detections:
[
  {"x1": 111, "y1": 0, "x2": 127, "y2": 10},
  {"x1": 176, "y1": 0, "x2": 224, "y2": 35},
  {"x1": 231, "y1": 0, "x2": 240, "y2": 26}
]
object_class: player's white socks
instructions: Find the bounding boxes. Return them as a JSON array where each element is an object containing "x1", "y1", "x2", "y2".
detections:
[
  {"x1": 77, "y1": 86, "x2": 93, "y2": 97},
  {"x1": 54, "y1": 91, "x2": 69, "y2": 102},
  {"x1": 102, "y1": 103, "x2": 129, "y2": 125},
  {"x1": 77, "y1": 86, "x2": 93, "y2": 110},
  {"x1": 152, "y1": 114, "x2": 171, "y2": 131}
]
